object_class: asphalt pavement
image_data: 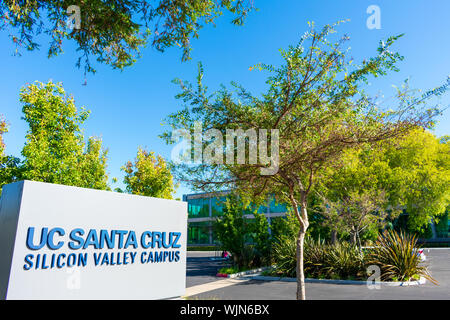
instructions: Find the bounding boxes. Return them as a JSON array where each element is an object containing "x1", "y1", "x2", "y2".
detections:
[{"x1": 186, "y1": 248, "x2": 450, "y2": 300}]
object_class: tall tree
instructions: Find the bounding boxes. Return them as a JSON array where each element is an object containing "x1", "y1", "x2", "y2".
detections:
[
  {"x1": 0, "y1": 118, "x2": 8, "y2": 157},
  {"x1": 0, "y1": 0, "x2": 254, "y2": 74},
  {"x1": 317, "y1": 129, "x2": 450, "y2": 236},
  {"x1": 163, "y1": 21, "x2": 444, "y2": 299},
  {"x1": 19, "y1": 80, "x2": 109, "y2": 190},
  {"x1": 317, "y1": 188, "x2": 390, "y2": 250},
  {"x1": 120, "y1": 147, "x2": 176, "y2": 199},
  {"x1": 0, "y1": 116, "x2": 21, "y2": 195},
  {"x1": 0, "y1": 116, "x2": 6, "y2": 157},
  {"x1": 382, "y1": 129, "x2": 450, "y2": 231}
]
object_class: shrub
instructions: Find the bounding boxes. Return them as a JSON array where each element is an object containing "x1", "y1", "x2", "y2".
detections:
[
  {"x1": 273, "y1": 237, "x2": 367, "y2": 280},
  {"x1": 214, "y1": 195, "x2": 273, "y2": 269},
  {"x1": 366, "y1": 230, "x2": 436, "y2": 283},
  {"x1": 322, "y1": 242, "x2": 365, "y2": 279},
  {"x1": 272, "y1": 235, "x2": 297, "y2": 277}
]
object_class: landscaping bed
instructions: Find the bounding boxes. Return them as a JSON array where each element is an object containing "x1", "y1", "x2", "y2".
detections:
[{"x1": 217, "y1": 266, "x2": 427, "y2": 286}]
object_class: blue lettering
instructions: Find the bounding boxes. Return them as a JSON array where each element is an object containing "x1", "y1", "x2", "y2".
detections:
[
  {"x1": 23, "y1": 254, "x2": 34, "y2": 270},
  {"x1": 123, "y1": 252, "x2": 129, "y2": 265},
  {"x1": 152, "y1": 232, "x2": 162, "y2": 248},
  {"x1": 67, "y1": 253, "x2": 77, "y2": 267},
  {"x1": 99, "y1": 230, "x2": 115, "y2": 249},
  {"x1": 154, "y1": 251, "x2": 163, "y2": 262},
  {"x1": 171, "y1": 232, "x2": 181, "y2": 248},
  {"x1": 47, "y1": 228, "x2": 65, "y2": 250},
  {"x1": 115, "y1": 230, "x2": 128, "y2": 249},
  {"x1": 140, "y1": 252, "x2": 147, "y2": 263},
  {"x1": 83, "y1": 229, "x2": 100, "y2": 249},
  {"x1": 161, "y1": 232, "x2": 172, "y2": 248},
  {"x1": 56, "y1": 254, "x2": 66, "y2": 268},
  {"x1": 141, "y1": 231, "x2": 152, "y2": 249},
  {"x1": 35, "y1": 254, "x2": 41, "y2": 269},
  {"x1": 124, "y1": 231, "x2": 138, "y2": 249},
  {"x1": 130, "y1": 252, "x2": 137, "y2": 264},
  {"x1": 78, "y1": 253, "x2": 88, "y2": 267},
  {"x1": 26, "y1": 227, "x2": 48, "y2": 250},
  {"x1": 68, "y1": 228, "x2": 85, "y2": 249},
  {"x1": 101, "y1": 253, "x2": 110, "y2": 266},
  {"x1": 41, "y1": 254, "x2": 49, "y2": 269},
  {"x1": 93, "y1": 253, "x2": 102, "y2": 266}
]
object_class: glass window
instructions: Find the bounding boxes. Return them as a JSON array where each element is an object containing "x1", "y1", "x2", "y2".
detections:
[
  {"x1": 187, "y1": 197, "x2": 210, "y2": 218},
  {"x1": 188, "y1": 221, "x2": 211, "y2": 245},
  {"x1": 269, "y1": 198, "x2": 288, "y2": 213},
  {"x1": 211, "y1": 196, "x2": 226, "y2": 217}
]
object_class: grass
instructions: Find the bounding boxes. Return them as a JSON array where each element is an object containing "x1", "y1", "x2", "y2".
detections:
[{"x1": 218, "y1": 266, "x2": 251, "y2": 274}]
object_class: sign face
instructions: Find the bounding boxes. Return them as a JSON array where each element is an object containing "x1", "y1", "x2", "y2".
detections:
[{"x1": 0, "y1": 180, "x2": 187, "y2": 300}]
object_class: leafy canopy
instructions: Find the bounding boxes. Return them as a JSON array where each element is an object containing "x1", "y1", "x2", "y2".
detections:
[
  {"x1": 0, "y1": 0, "x2": 254, "y2": 74},
  {"x1": 163, "y1": 21, "x2": 440, "y2": 208},
  {"x1": 19, "y1": 81, "x2": 109, "y2": 190},
  {"x1": 0, "y1": 117, "x2": 7, "y2": 157},
  {"x1": 162, "y1": 21, "x2": 446, "y2": 299},
  {"x1": 120, "y1": 147, "x2": 176, "y2": 199}
]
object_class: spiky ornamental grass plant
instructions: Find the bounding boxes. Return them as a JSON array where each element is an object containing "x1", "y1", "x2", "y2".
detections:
[
  {"x1": 367, "y1": 230, "x2": 437, "y2": 283},
  {"x1": 273, "y1": 236, "x2": 365, "y2": 280}
]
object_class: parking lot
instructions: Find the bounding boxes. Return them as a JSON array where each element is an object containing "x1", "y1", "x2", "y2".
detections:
[{"x1": 185, "y1": 249, "x2": 450, "y2": 300}]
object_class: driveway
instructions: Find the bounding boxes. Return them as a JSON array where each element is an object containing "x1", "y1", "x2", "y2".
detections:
[
  {"x1": 185, "y1": 248, "x2": 450, "y2": 300},
  {"x1": 186, "y1": 251, "x2": 231, "y2": 288}
]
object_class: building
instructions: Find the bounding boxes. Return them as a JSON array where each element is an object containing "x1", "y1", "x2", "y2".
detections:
[
  {"x1": 183, "y1": 192, "x2": 450, "y2": 247},
  {"x1": 182, "y1": 191, "x2": 289, "y2": 246}
]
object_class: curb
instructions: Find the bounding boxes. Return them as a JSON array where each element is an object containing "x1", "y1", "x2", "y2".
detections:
[
  {"x1": 216, "y1": 267, "x2": 271, "y2": 279},
  {"x1": 239, "y1": 273, "x2": 427, "y2": 286}
]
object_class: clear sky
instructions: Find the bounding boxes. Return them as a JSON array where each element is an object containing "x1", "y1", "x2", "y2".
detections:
[{"x1": 1, "y1": 0, "x2": 449, "y2": 199}]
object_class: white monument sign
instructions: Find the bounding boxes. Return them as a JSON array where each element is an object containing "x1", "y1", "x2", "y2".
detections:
[{"x1": 0, "y1": 180, "x2": 187, "y2": 299}]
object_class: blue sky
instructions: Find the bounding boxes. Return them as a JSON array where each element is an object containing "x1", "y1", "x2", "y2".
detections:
[{"x1": 1, "y1": 0, "x2": 449, "y2": 199}]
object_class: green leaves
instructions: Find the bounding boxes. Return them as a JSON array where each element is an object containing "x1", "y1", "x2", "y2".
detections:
[
  {"x1": 214, "y1": 194, "x2": 272, "y2": 268},
  {"x1": 18, "y1": 81, "x2": 109, "y2": 190},
  {"x1": 0, "y1": 116, "x2": 7, "y2": 157},
  {"x1": 315, "y1": 128, "x2": 449, "y2": 236},
  {"x1": 0, "y1": 0, "x2": 255, "y2": 73},
  {"x1": 367, "y1": 230, "x2": 436, "y2": 283},
  {"x1": 121, "y1": 147, "x2": 176, "y2": 199}
]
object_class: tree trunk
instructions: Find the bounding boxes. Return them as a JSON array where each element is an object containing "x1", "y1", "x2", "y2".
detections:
[
  {"x1": 356, "y1": 230, "x2": 363, "y2": 254},
  {"x1": 289, "y1": 191, "x2": 309, "y2": 300},
  {"x1": 330, "y1": 229, "x2": 337, "y2": 244},
  {"x1": 351, "y1": 230, "x2": 357, "y2": 244},
  {"x1": 296, "y1": 229, "x2": 306, "y2": 300}
]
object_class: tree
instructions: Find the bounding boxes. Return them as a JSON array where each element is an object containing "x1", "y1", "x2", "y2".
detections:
[
  {"x1": 163, "y1": 21, "x2": 444, "y2": 299},
  {"x1": 313, "y1": 146, "x2": 395, "y2": 246},
  {"x1": 0, "y1": 0, "x2": 255, "y2": 74},
  {"x1": 381, "y1": 128, "x2": 450, "y2": 232},
  {"x1": 214, "y1": 194, "x2": 251, "y2": 268},
  {"x1": 317, "y1": 128, "x2": 450, "y2": 237},
  {"x1": 19, "y1": 80, "x2": 109, "y2": 190},
  {"x1": 0, "y1": 116, "x2": 21, "y2": 195},
  {"x1": 0, "y1": 117, "x2": 6, "y2": 157},
  {"x1": 120, "y1": 147, "x2": 176, "y2": 199},
  {"x1": 317, "y1": 189, "x2": 389, "y2": 251},
  {"x1": 249, "y1": 210, "x2": 272, "y2": 265}
]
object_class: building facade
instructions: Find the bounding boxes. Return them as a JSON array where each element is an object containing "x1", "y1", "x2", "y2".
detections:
[{"x1": 182, "y1": 191, "x2": 288, "y2": 246}]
